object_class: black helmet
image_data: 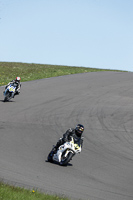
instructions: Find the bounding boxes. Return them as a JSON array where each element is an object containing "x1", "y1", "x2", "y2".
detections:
[{"x1": 75, "y1": 124, "x2": 84, "y2": 137}]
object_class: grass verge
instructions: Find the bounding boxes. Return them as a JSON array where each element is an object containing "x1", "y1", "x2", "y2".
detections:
[
  {"x1": 0, "y1": 182, "x2": 68, "y2": 200},
  {"x1": 0, "y1": 62, "x2": 126, "y2": 86}
]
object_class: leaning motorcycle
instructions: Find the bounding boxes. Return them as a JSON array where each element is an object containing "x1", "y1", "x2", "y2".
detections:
[
  {"x1": 47, "y1": 137, "x2": 82, "y2": 166},
  {"x1": 3, "y1": 83, "x2": 16, "y2": 102}
]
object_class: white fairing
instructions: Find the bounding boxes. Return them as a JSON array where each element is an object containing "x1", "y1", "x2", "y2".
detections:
[
  {"x1": 4, "y1": 84, "x2": 16, "y2": 96},
  {"x1": 53, "y1": 137, "x2": 81, "y2": 163},
  {"x1": 7, "y1": 85, "x2": 16, "y2": 93}
]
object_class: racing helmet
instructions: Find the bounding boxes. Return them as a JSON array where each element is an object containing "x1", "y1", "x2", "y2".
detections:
[
  {"x1": 15, "y1": 77, "x2": 21, "y2": 83},
  {"x1": 75, "y1": 124, "x2": 84, "y2": 137}
]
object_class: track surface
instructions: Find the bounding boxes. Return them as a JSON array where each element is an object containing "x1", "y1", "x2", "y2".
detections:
[{"x1": 0, "y1": 72, "x2": 133, "y2": 200}]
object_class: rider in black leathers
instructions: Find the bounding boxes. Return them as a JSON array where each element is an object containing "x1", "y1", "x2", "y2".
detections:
[{"x1": 52, "y1": 124, "x2": 84, "y2": 153}]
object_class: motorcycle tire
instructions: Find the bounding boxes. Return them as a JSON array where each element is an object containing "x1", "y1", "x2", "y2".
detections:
[
  {"x1": 4, "y1": 94, "x2": 9, "y2": 102},
  {"x1": 60, "y1": 152, "x2": 73, "y2": 166},
  {"x1": 3, "y1": 92, "x2": 11, "y2": 102},
  {"x1": 47, "y1": 151, "x2": 54, "y2": 163},
  {"x1": 3, "y1": 96, "x2": 7, "y2": 102}
]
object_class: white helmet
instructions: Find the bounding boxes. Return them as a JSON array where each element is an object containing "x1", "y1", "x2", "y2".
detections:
[{"x1": 15, "y1": 77, "x2": 21, "y2": 82}]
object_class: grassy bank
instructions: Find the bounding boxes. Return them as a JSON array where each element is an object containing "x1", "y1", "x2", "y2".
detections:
[
  {"x1": 0, "y1": 182, "x2": 68, "y2": 200},
  {"x1": 0, "y1": 62, "x2": 125, "y2": 86}
]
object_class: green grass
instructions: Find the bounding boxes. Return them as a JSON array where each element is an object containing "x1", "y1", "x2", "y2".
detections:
[
  {"x1": 0, "y1": 182, "x2": 68, "y2": 200},
  {"x1": 0, "y1": 62, "x2": 126, "y2": 86}
]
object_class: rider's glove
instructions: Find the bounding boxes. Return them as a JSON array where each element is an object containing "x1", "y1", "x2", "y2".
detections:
[{"x1": 63, "y1": 137, "x2": 67, "y2": 142}]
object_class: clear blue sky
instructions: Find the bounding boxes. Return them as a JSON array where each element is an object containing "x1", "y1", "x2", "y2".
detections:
[{"x1": 0, "y1": 0, "x2": 133, "y2": 71}]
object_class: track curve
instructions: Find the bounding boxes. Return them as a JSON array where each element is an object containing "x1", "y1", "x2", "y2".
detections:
[{"x1": 0, "y1": 71, "x2": 133, "y2": 200}]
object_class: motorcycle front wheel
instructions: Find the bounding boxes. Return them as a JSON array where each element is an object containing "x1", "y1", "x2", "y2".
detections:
[
  {"x1": 4, "y1": 93, "x2": 10, "y2": 102},
  {"x1": 60, "y1": 152, "x2": 73, "y2": 166},
  {"x1": 47, "y1": 151, "x2": 54, "y2": 163}
]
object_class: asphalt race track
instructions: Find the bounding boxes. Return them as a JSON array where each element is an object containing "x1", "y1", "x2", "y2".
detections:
[{"x1": 0, "y1": 71, "x2": 133, "y2": 200}]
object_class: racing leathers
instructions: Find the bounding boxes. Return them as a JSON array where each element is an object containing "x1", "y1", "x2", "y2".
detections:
[
  {"x1": 53, "y1": 128, "x2": 83, "y2": 153},
  {"x1": 5, "y1": 80, "x2": 21, "y2": 95}
]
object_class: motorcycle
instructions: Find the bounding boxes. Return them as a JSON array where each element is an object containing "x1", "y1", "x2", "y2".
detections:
[
  {"x1": 3, "y1": 83, "x2": 16, "y2": 102},
  {"x1": 47, "y1": 137, "x2": 82, "y2": 166}
]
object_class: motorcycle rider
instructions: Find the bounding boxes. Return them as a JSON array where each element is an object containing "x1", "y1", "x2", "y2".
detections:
[
  {"x1": 5, "y1": 77, "x2": 21, "y2": 97},
  {"x1": 52, "y1": 124, "x2": 84, "y2": 153}
]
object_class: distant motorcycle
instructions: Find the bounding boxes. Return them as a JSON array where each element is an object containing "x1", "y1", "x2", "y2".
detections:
[
  {"x1": 3, "y1": 83, "x2": 16, "y2": 102},
  {"x1": 47, "y1": 137, "x2": 82, "y2": 166}
]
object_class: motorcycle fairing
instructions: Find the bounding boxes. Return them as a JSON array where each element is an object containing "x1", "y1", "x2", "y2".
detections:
[
  {"x1": 4, "y1": 84, "x2": 16, "y2": 96},
  {"x1": 53, "y1": 137, "x2": 81, "y2": 163},
  {"x1": 8, "y1": 85, "x2": 16, "y2": 92}
]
